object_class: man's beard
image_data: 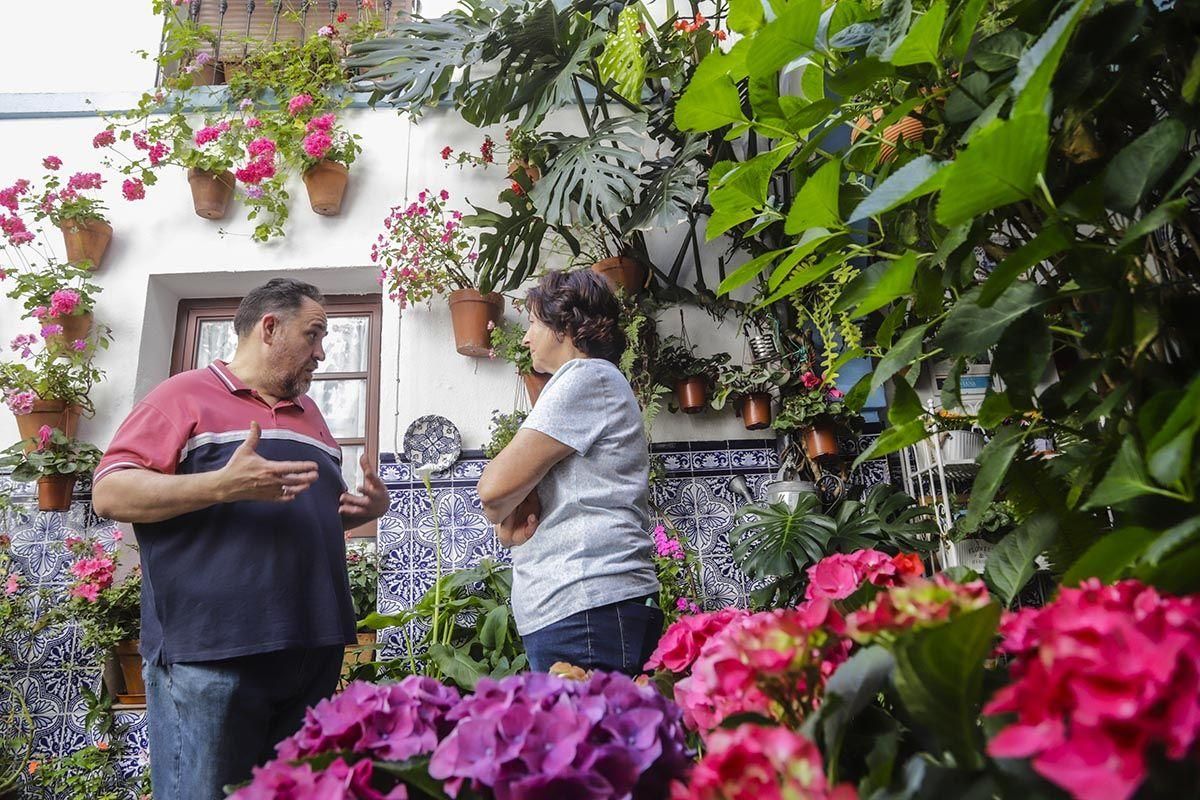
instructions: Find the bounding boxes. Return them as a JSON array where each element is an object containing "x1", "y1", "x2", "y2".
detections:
[{"x1": 279, "y1": 369, "x2": 313, "y2": 399}]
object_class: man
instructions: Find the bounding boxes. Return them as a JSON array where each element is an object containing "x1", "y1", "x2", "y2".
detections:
[{"x1": 92, "y1": 278, "x2": 390, "y2": 800}]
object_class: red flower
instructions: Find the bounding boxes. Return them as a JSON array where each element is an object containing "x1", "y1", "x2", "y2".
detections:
[
  {"x1": 440, "y1": 146, "x2": 453, "y2": 160},
  {"x1": 337, "y1": 11, "x2": 348, "y2": 22},
  {"x1": 891, "y1": 552, "x2": 924, "y2": 577},
  {"x1": 714, "y1": 29, "x2": 727, "y2": 41},
  {"x1": 510, "y1": 180, "x2": 525, "y2": 197}
]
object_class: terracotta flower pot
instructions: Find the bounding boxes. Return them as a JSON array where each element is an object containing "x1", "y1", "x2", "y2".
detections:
[
  {"x1": 591, "y1": 256, "x2": 647, "y2": 295},
  {"x1": 802, "y1": 420, "x2": 840, "y2": 459},
  {"x1": 58, "y1": 218, "x2": 112, "y2": 269},
  {"x1": 302, "y1": 160, "x2": 350, "y2": 216},
  {"x1": 44, "y1": 312, "x2": 93, "y2": 352},
  {"x1": 507, "y1": 159, "x2": 541, "y2": 184},
  {"x1": 188, "y1": 168, "x2": 235, "y2": 219},
  {"x1": 522, "y1": 371, "x2": 551, "y2": 406},
  {"x1": 115, "y1": 639, "x2": 145, "y2": 704},
  {"x1": 675, "y1": 376, "x2": 708, "y2": 414},
  {"x1": 36, "y1": 475, "x2": 76, "y2": 511},
  {"x1": 341, "y1": 631, "x2": 377, "y2": 678},
  {"x1": 849, "y1": 107, "x2": 926, "y2": 162},
  {"x1": 740, "y1": 392, "x2": 773, "y2": 431},
  {"x1": 14, "y1": 400, "x2": 81, "y2": 453},
  {"x1": 447, "y1": 289, "x2": 504, "y2": 357}
]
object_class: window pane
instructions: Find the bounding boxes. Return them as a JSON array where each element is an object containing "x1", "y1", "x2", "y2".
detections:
[
  {"x1": 196, "y1": 319, "x2": 237, "y2": 365},
  {"x1": 317, "y1": 316, "x2": 370, "y2": 374},
  {"x1": 308, "y1": 379, "x2": 367, "y2": 438},
  {"x1": 341, "y1": 444, "x2": 365, "y2": 492}
]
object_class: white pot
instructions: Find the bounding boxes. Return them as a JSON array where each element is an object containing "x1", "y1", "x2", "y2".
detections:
[
  {"x1": 940, "y1": 430, "x2": 986, "y2": 464},
  {"x1": 955, "y1": 538, "x2": 995, "y2": 574}
]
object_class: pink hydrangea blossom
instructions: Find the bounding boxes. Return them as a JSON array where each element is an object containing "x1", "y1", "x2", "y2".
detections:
[
  {"x1": 92, "y1": 130, "x2": 115, "y2": 148},
  {"x1": 287, "y1": 93, "x2": 314, "y2": 116},
  {"x1": 302, "y1": 131, "x2": 333, "y2": 160},
  {"x1": 42, "y1": 155, "x2": 62, "y2": 170},
  {"x1": 122, "y1": 178, "x2": 146, "y2": 201},
  {"x1": 847, "y1": 573, "x2": 991, "y2": 644},
  {"x1": 984, "y1": 579, "x2": 1200, "y2": 800},
  {"x1": 646, "y1": 607, "x2": 747, "y2": 674},
  {"x1": 671, "y1": 724, "x2": 857, "y2": 800},
  {"x1": 803, "y1": 549, "x2": 924, "y2": 602}
]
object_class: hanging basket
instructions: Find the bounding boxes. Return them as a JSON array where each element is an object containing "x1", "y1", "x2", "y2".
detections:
[
  {"x1": 302, "y1": 160, "x2": 350, "y2": 216},
  {"x1": 447, "y1": 289, "x2": 504, "y2": 357},
  {"x1": 59, "y1": 219, "x2": 112, "y2": 269},
  {"x1": 522, "y1": 371, "x2": 551, "y2": 406},
  {"x1": 740, "y1": 392, "x2": 773, "y2": 431},
  {"x1": 187, "y1": 168, "x2": 235, "y2": 219},
  {"x1": 590, "y1": 256, "x2": 647, "y2": 295},
  {"x1": 36, "y1": 475, "x2": 76, "y2": 511},
  {"x1": 14, "y1": 400, "x2": 81, "y2": 453}
]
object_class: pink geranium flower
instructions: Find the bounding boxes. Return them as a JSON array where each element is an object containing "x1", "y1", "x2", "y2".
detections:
[
  {"x1": 302, "y1": 131, "x2": 333, "y2": 160},
  {"x1": 287, "y1": 93, "x2": 314, "y2": 116},
  {"x1": 92, "y1": 130, "x2": 115, "y2": 148},
  {"x1": 42, "y1": 155, "x2": 62, "y2": 170},
  {"x1": 122, "y1": 178, "x2": 146, "y2": 201},
  {"x1": 40, "y1": 323, "x2": 64, "y2": 339},
  {"x1": 49, "y1": 289, "x2": 81, "y2": 317}
]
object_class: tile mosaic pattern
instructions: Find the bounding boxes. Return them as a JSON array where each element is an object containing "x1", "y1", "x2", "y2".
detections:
[
  {"x1": 376, "y1": 435, "x2": 889, "y2": 657},
  {"x1": 0, "y1": 476, "x2": 147, "y2": 799}
]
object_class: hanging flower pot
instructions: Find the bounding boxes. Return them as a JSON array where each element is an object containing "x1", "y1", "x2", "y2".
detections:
[
  {"x1": 448, "y1": 289, "x2": 504, "y2": 357},
  {"x1": 522, "y1": 371, "x2": 551, "y2": 406},
  {"x1": 36, "y1": 474, "x2": 76, "y2": 511},
  {"x1": 802, "y1": 419, "x2": 840, "y2": 459},
  {"x1": 58, "y1": 218, "x2": 112, "y2": 269},
  {"x1": 302, "y1": 160, "x2": 350, "y2": 216},
  {"x1": 507, "y1": 159, "x2": 541, "y2": 185},
  {"x1": 44, "y1": 312, "x2": 93, "y2": 352},
  {"x1": 15, "y1": 400, "x2": 81, "y2": 453},
  {"x1": 740, "y1": 392, "x2": 773, "y2": 431},
  {"x1": 115, "y1": 639, "x2": 146, "y2": 704},
  {"x1": 591, "y1": 256, "x2": 648, "y2": 295},
  {"x1": 675, "y1": 376, "x2": 708, "y2": 414},
  {"x1": 187, "y1": 168, "x2": 235, "y2": 219},
  {"x1": 849, "y1": 108, "x2": 926, "y2": 163}
]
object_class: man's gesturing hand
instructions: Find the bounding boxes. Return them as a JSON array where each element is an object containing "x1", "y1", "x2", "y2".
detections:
[
  {"x1": 340, "y1": 452, "x2": 390, "y2": 529},
  {"x1": 217, "y1": 421, "x2": 320, "y2": 503}
]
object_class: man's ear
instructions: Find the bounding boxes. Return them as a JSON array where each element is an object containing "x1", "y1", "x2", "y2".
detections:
[{"x1": 260, "y1": 313, "x2": 279, "y2": 344}]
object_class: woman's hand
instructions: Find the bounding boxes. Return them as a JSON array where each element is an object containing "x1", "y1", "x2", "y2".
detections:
[{"x1": 497, "y1": 490, "x2": 540, "y2": 548}]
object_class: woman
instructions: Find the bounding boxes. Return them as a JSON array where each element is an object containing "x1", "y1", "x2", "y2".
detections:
[{"x1": 476, "y1": 269, "x2": 662, "y2": 675}]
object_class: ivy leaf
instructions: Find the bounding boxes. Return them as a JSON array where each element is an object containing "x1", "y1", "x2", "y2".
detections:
[
  {"x1": 936, "y1": 113, "x2": 1050, "y2": 226},
  {"x1": 888, "y1": 0, "x2": 947, "y2": 67},
  {"x1": 847, "y1": 156, "x2": 949, "y2": 223},
  {"x1": 984, "y1": 514, "x2": 1056, "y2": 607},
  {"x1": 785, "y1": 159, "x2": 842, "y2": 233}
]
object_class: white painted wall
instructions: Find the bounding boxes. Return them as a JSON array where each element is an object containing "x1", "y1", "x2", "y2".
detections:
[{"x1": 0, "y1": 8, "x2": 768, "y2": 456}]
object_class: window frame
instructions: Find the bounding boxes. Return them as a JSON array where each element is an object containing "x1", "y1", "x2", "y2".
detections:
[{"x1": 171, "y1": 294, "x2": 383, "y2": 537}]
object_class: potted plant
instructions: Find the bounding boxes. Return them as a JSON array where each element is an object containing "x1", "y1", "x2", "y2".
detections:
[
  {"x1": 483, "y1": 409, "x2": 528, "y2": 459},
  {"x1": 489, "y1": 321, "x2": 550, "y2": 404},
  {"x1": 3, "y1": 260, "x2": 102, "y2": 354},
  {"x1": 294, "y1": 108, "x2": 361, "y2": 216},
  {"x1": 505, "y1": 127, "x2": 546, "y2": 184},
  {"x1": 0, "y1": 349, "x2": 102, "y2": 450},
  {"x1": 374, "y1": 188, "x2": 503, "y2": 357},
  {"x1": 0, "y1": 427, "x2": 102, "y2": 511},
  {"x1": 711, "y1": 364, "x2": 789, "y2": 430},
  {"x1": 948, "y1": 499, "x2": 1020, "y2": 573},
  {"x1": 343, "y1": 541, "x2": 379, "y2": 676},
  {"x1": 13, "y1": 160, "x2": 113, "y2": 269},
  {"x1": 655, "y1": 334, "x2": 730, "y2": 414},
  {"x1": 772, "y1": 372, "x2": 861, "y2": 459}
]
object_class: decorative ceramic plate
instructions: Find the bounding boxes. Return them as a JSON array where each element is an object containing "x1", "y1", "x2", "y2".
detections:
[{"x1": 403, "y1": 415, "x2": 462, "y2": 474}]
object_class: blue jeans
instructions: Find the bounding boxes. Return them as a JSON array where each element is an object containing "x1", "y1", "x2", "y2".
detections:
[
  {"x1": 144, "y1": 646, "x2": 344, "y2": 800},
  {"x1": 522, "y1": 594, "x2": 664, "y2": 676}
]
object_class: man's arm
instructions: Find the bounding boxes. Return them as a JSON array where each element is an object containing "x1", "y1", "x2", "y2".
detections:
[
  {"x1": 476, "y1": 428, "x2": 574, "y2": 524},
  {"x1": 92, "y1": 421, "x2": 319, "y2": 523}
]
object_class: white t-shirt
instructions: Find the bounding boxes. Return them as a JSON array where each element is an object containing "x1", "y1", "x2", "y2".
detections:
[{"x1": 510, "y1": 358, "x2": 660, "y2": 634}]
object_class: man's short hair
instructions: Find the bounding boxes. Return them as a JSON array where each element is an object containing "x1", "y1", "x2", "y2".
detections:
[{"x1": 233, "y1": 278, "x2": 325, "y2": 337}]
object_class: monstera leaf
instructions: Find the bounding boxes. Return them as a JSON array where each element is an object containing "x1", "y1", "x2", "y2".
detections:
[
  {"x1": 530, "y1": 115, "x2": 647, "y2": 227},
  {"x1": 828, "y1": 483, "x2": 939, "y2": 553},
  {"x1": 597, "y1": 4, "x2": 647, "y2": 103},
  {"x1": 624, "y1": 136, "x2": 706, "y2": 232},
  {"x1": 462, "y1": 192, "x2": 551, "y2": 294}
]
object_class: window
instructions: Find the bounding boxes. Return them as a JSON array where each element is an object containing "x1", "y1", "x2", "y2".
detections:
[{"x1": 171, "y1": 295, "x2": 382, "y2": 536}]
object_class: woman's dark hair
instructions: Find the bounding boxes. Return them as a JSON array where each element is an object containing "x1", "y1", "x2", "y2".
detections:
[
  {"x1": 234, "y1": 278, "x2": 325, "y2": 336},
  {"x1": 525, "y1": 270, "x2": 626, "y2": 365}
]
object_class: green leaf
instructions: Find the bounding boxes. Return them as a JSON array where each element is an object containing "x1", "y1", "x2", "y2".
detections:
[
  {"x1": 1063, "y1": 527, "x2": 1158, "y2": 586},
  {"x1": 973, "y1": 29, "x2": 1028, "y2": 72},
  {"x1": 976, "y1": 390, "x2": 1013, "y2": 429},
  {"x1": 1146, "y1": 376, "x2": 1200, "y2": 486},
  {"x1": 992, "y1": 312, "x2": 1052, "y2": 402},
  {"x1": 936, "y1": 283, "x2": 1048, "y2": 357},
  {"x1": 1141, "y1": 515, "x2": 1200, "y2": 567},
  {"x1": 755, "y1": 248, "x2": 852, "y2": 309},
  {"x1": 1116, "y1": 198, "x2": 1190, "y2": 251},
  {"x1": 889, "y1": 0, "x2": 947, "y2": 67},
  {"x1": 1104, "y1": 119, "x2": 1187, "y2": 212},
  {"x1": 836, "y1": 251, "x2": 919, "y2": 318},
  {"x1": 962, "y1": 425, "x2": 1025, "y2": 531},
  {"x1": 785, "y1": 159, "x2": 842, "y2": 234},
  {"x1": 372, "y1": 758, "x2": 453, "y2": 800},
  {"x1": 717, "y1": 248, "x2": 791, "y2": 296},
  {"x1": 951, "y1": 0, "x2": 988, "y2": 61},
  {"x1": 728, "y1": 0, "x2": 767, "y2": 34},
  {"x1": 763, "y1": 228, "x2": 841, "y2": 289},
  {"x1": 427, "y1": 643, "x2": 486, "y2": 690},
  {"x1": 1083, "y1": 438, "x2": 1159, "y2": 509},
  {"x1": 707, "y1": 145, "x2": 796, "y2": 240},
  {"x1": 625, "y1": 137, "x2": 706, "y2": 232},
  {"x1": 848, "y1": 156, "x2": 949, "y2": 223},
  {"x1": 872, "y1": 323, "x2": 929, "y2": 392},
  {"x1": 892, "y1": 603, "x2": 1001, "y2": 768},
  {"x1": 675, "y1": 76, "x2": 749, "y2": 132},
  {"x1": 852, "y1": 419, "x2": 928, "y2": 471},
  {"x1": 746, "y1": 0, "x2": 823, "y2": 79},
  {"x1": 889, "y1": 375, "x2": 924, "y2": 424},
  {"x1": 868, "y1": 0, "x2": 913, "y2": 60},
  {"x1": 530, "y1": 115, "x2": 645, "y2": 227},
  {"x1": 984, "y1": 514, "x2": 1055, "y2": 607},
  {"x1": 1010, "y1": 0, "x2": 1089, "y2": 118},
  {"x1": 808, "y1": 646, "x2": 896, "y2": 759},
  {"x1": 936, "y1": 113, "x2": 1050, "y2": 226},
  {"x1": 478, "y1": 604, "x2": 509, "y2": 651},
  {"x1": 596, "y1": 5, "x2": 646, "y2": 103},
  {"x1": 977, "y1": 225, "x2": 1071, "y2": 307}
]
